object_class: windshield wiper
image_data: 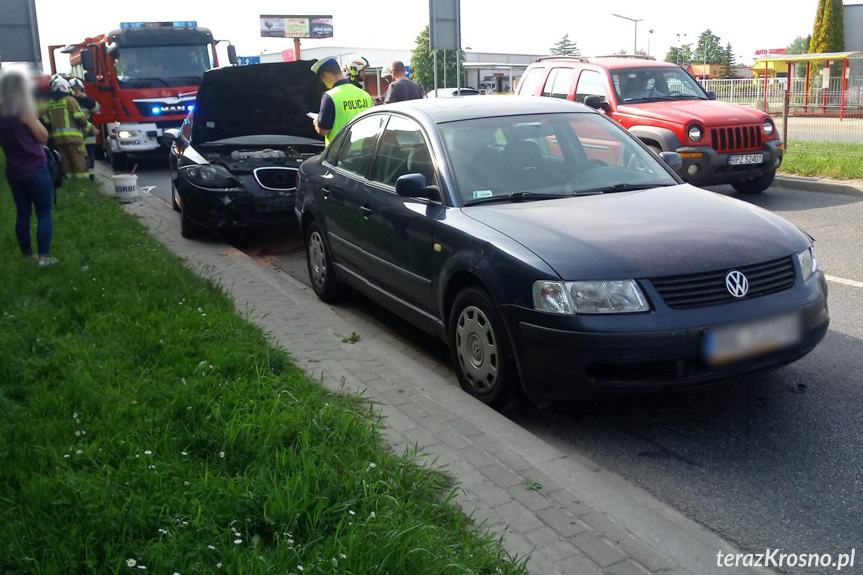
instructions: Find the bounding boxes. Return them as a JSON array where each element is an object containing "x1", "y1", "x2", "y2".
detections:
[
  {"x1": 463, "y1": 191, "x2": 567, "y2": 206},
  {"x1": 578, "y1": 183, "x2": 676, "y2": 195}
]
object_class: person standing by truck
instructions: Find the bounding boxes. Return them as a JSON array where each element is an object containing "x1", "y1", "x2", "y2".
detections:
[
  {"x1": 0, "y1": 71, "x2": 56, "y2": 265},
  {"x1": 69, "y1": 78, "x2": 100, "y2": 180},
  {"x1": 45, "y1": 77, "x2": 89, "y2": 180},
  {"x1": 311, "y1": 56, "x2": 374, "y2": 148}
]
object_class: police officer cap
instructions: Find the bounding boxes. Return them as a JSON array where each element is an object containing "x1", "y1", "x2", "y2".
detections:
[{"x1": 311, "y1": 56, "x2": 339, "y2": 75}]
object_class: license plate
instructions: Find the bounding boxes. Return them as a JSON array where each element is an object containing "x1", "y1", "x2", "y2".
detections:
[
  {"x1": 728, "y1": 153, "x2": 763, "y2": 165},
  {"x1": 701, "y1": 313, "x2": 802, "y2": 366},
  {"x1": 255, "y1": 197, "x2": 292, "y2": 213}
]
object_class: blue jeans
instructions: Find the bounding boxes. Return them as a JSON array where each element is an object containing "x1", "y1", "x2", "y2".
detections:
[{"x1": 8, "y1": 163, "x2": 54, "y2": 256}]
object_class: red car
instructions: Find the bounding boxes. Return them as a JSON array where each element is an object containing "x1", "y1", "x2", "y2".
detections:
[{"x1": 516, "y1": 57, "x2": 783, "y2": 193}]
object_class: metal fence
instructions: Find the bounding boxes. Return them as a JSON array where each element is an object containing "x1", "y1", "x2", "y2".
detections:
[{"x1": 701, "y1": 78, "x2": 863, "y2": 151}]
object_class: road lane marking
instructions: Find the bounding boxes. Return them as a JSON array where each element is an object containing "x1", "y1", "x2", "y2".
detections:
[{"x1": 826, "y1": 275, "x2": 863, "y2": 289}]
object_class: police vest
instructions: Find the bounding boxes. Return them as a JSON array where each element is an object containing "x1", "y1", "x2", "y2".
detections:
[{"x1": 325, "y1": 83, "x2": 374, "y2": 147}]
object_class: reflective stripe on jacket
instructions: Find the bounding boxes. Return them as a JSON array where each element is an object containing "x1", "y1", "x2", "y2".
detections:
[{"x1": 47, "y1": 96, "x2": 86, "y2": 144}]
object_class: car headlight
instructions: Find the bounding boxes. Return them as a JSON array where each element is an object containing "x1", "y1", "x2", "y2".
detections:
[
  {"x1": 533, "y1": 279, "x2": 650, "y2": 314},
  {"x1": 180, "y1": 164, "x2": 238, "y2": 189},
  {"x1": 117, "y1": 129, "x2": 135, "y2": 139},
  {"x1": 688, "y1": 124, "x2": 703, "y2": 143},
  {"x1": 797, "y1": 246, "x2": 818, "y2": 280},
  {"x1": 763, "y1": 119, "x2": 775, "y2": 136}
]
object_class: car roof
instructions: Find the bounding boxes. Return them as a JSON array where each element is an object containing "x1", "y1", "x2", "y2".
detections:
[
  {"x1": 535, "y1": 56, "x2": 680, "y2": 70},
  {"x1": 383, "y1": 96, "x2": 595, "y2": 123}
]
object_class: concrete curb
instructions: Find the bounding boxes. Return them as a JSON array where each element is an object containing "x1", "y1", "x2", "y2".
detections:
[
  {"x1": 775, "y1": 175, "x2": 863, "y2": 197},
  {"x1": 98, "y1": 164, "x2": 776, "y2": 575}
]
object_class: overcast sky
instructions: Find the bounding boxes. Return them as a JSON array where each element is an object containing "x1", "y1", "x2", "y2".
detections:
[{"x1": 35, "y1": 0, "x2": 827, "y2": 72}]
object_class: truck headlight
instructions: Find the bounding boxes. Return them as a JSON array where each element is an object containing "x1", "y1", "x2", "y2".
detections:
[
  {"x1": 797, "y1": 246, "x2": 818, "y2": 280},
  {"x1": 117, "y1": 129, "x2": 135, "y2": 139},
  {"x1": 180, "y1": 164, "x2": 238, "y2": 189},
  {"x1": 763, "y1": 119, "x2": 775, "y2": 136},
  {"x1": 688, "y1": 124, "x2": 703, "y2": 142},
  {"x1": 533, "y1": 280, "x2": 649, "y2": 314}
]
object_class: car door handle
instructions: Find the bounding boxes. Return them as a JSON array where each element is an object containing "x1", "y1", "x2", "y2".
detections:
[
  {"x1": 321, "y1": 187, "x2": 330, "y2": 200},
  {"x1": 361, "y1": 204, "x2": 372, "y2": 219}
]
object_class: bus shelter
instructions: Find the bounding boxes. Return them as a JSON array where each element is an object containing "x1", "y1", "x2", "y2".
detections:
[{"x1": 753, "y1": 51, "x2": 863, "y2": 119}]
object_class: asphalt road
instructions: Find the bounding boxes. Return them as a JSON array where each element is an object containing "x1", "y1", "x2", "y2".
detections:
[{"x1": 119, "y1": 159, "x2": 863, "y2": 572}]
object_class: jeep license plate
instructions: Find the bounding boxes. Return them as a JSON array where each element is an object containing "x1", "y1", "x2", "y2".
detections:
[{"x1": 728, "y1": 153, "x2": 763, "y2": 165}]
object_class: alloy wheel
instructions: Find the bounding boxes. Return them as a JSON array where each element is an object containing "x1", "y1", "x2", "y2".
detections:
[
  {"x1": 455, "y1": 305, "x2": 499, "y2": 394},
  {"x1": 309, "y1": 231, "x2": 327, "y2": 288}
]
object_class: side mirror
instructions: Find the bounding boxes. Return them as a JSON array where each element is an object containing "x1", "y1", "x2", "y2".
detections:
[
  {"x1": 584, "y1": 95, "x2": 611, "y2": 113},
  {"x1": 395, "y1": 173, "x2": 440, "y2": 201},
  {"x1": 83, "y1": 72, "x2": 97, "y2": 83},
  {"x1": 81, "y1": 49, "x2": 96, "y2": 72},
  {"x1": 659, "y1": 151, "x2": 683, "y2": 172},
  {"x1": 106, "y1": 43, "x2": 120, "y2": 58},
  {"x1": 160, "y1": 128, "x2": 181, "y2": 147},
  {"x1": 707, "y1": 90, "x2": 718, "y2": 101},
  {"x1": 227, "y1": 44, "x2": 238, "y2": 66}
]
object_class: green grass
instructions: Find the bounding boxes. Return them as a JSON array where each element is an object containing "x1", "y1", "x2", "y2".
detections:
[
  {"x1": 780, "y1": 140, "x2": 863, "y2": 180},
  {"x1": 0, "y1": 163, "x2": 526, "y2": 575}
]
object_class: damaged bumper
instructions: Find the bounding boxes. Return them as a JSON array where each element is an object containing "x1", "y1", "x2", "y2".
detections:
[{"x1": 177, "y1": 180, "x2": 296, "y2": 233}]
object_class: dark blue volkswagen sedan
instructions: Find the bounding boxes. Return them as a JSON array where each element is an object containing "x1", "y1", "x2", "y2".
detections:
[{"x1": 295, "y1": 97, "x2": 828, "y2": 410}]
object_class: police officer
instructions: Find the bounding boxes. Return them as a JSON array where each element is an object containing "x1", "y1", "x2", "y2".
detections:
[
  {"x1": 311, "y1": 56, "x2": 374, "y2": 147},
  {"x1": 45, "y1": 77, "x2": 89, "y2": 180},
  {"x1": 69, "y1": 78, "x2": 100, "y2": 180}
]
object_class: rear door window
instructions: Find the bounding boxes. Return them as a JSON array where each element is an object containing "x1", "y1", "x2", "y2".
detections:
[
  {"x1": 547, "y1": 68, "x2": 575, "y2": 99},
  {"x1": 575, "y1": 70, "x2": 608, "y2": 103},
  {"x1": 517, "y1": 67, "x2": 546, "y2": 96}
]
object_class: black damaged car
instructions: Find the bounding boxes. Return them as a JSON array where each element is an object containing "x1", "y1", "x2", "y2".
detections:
[{"x1": 162, "y1": 61, "x2": 325, "y2": 238}]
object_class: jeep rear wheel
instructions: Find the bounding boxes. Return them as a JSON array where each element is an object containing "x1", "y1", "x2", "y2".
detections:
[{"x1": 732, "y1": 170, "x2": 776, "y2": 194}]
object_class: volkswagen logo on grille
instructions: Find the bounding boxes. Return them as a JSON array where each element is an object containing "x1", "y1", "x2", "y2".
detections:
[{"x1": 725, "y1": 270, "x2": 749, "y2": 298}]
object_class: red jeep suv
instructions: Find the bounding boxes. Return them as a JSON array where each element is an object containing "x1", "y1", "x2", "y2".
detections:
[{"x1": 516, "y1": 57, "x2": 784, "y2": 193}]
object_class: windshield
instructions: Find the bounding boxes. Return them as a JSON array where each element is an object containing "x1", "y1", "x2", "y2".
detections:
[
  {"x1": 610, "y1": 67, "x2": 708, "y2": 104},
  {"x1": 439, "y1": 113, "x2": 678, "y2": 205},
  {"x1": 114, "y1": 44, "x2": 215, "y2": 88}
]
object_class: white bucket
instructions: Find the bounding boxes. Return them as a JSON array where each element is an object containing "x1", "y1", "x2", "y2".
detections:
[{"x1": 112, "y1": 174, "x2": 138, "y2": 202}]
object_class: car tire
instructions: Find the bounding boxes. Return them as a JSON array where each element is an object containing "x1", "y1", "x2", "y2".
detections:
[
  {"x1": 449, "y1": 286, "x2": 522, "y2": 412},
  {"x1": 180, "y1": 207, "x2": 204, "y2": 239},
  {"x1": 732, "y1": 170, "x2": 776, "y2": 194},
  {"x1": 305, "y1": 221, "x2": 341, "y2": 302},
  {"x1": 109, "y1": 150, "x2": 128, "y2": 172}
]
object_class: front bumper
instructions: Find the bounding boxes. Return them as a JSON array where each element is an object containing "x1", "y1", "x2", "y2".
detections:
[
  {"x1": 177, "y1": 177, "x2": 297, "y2": 233},
  {"x1": 110, "y1": 122, "x2": 180, "y2": 154},
  {"x1": 501, "y1": 271, "x2": 828, "y2": 402},
  {"x1": 676, "y1": 139, "x2": 784, "y2": 186}
]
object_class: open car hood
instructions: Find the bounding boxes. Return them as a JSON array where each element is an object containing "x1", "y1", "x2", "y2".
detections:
[{"x1": 192, "y1": 61, "x2": 325, "y2": 146}]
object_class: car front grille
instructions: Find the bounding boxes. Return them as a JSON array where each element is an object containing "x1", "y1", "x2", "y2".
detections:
[
  {"x1": 710, "y1": 125, "x2": 762, "y2": 153},
  {"x1": 650, "y1": 257, "x2": 796, "y2": 310},
  {"x1": 253, "y1": 167, "x2": 298, "y2": 192}
]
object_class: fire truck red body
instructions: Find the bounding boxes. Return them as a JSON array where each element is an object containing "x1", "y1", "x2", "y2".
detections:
[{"x1": 49, "y1": 21, "x2": 234, "y2": 169}]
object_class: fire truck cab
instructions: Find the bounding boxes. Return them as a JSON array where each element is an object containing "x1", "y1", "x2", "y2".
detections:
[{"x1": 50, "y1": 21, "x2": 236, "y2": 170}]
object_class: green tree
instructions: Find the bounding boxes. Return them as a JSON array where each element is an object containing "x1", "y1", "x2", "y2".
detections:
[
  {"x1": 550, "y1": 34, "x2": 580, "y2": 56},
  {"x1": 614, "y1": 49, "x2": 647, "y2": 56},
  {"x1": 665, "y1": 44, "x2": 693, "y2": 66},
  {"x1": 719, "y1": 43, "x2": 738, "y2": 79},
  {"x1": 692, "y1": 30, "x2": 724, "y2": 65},
  {"x1": 410, "y1": 25, "x2": 465, "y2": 91},
  {"x1": 810, "y1": 0, "x2": 844, "y2": 53},
  {"x1": 787, "y1": 35, "x2": 812, "y2": 54}
]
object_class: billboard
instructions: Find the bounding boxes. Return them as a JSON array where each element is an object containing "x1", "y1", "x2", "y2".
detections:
[
  {"x1": 0, "y1": 0, "x2": 42, "y2": 66},
  {"x1": 260, "y1": 15, "x2": 333, "y2": 39}
]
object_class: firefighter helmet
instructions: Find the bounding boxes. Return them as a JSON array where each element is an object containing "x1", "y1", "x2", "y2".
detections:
[
  {"x1": 51, "y1": 76, "x2": 71, "y2": 94},
  {"x1": 69, "y1": 78, "x2": 85, "y2": 91},
  {"x1": 343, "y1": 58, "x2": 369, "y2": 83}
]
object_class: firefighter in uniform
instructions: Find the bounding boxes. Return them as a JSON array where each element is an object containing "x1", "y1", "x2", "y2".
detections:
[
  {"x1": 343, "y1": 58, "x2": 369, "y2": 90},
  {"x1": 46, "y1": 77, "x2": 89, "y2": 180},
  {"x1": 311, "y1": 57, "x2": 374, "y2": 148},
  {"x1": 69, "y1": 78, "x2": 100, "y2": 180}
]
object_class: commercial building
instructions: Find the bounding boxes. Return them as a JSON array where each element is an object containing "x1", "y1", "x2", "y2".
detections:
[{"x1": 846, "y1": 3, "x2": 863, "y2": 51}]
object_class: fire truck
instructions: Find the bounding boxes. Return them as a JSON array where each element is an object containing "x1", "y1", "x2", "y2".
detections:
[{"x1": 49, "y1": 21, "x2": 236, "y2": 170}]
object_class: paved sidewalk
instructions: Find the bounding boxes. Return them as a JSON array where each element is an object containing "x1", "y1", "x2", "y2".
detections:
[{"x1": 116, "y1": 184, "x2": 773, "y2": 575}]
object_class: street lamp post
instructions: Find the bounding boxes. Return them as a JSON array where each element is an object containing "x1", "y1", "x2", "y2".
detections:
[
  {"x1": 612, "y1": 13, "x2": 644, "y2": 54},
  {"x1": 676, "y1": 33, "x2": 687, "y2": 65},
  {"x1": 648, "y1": 29, "x2": 654, "y2": 57}
]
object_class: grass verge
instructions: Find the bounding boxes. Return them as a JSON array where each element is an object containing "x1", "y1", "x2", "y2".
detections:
[
  {"x1": 0, "y1": 162, "x2": 526, "y2": 575},
  {"x1": 780, "y1": 140, "x2": 863, "y2": 180}
]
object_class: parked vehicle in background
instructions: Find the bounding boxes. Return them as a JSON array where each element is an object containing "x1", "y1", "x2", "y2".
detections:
[
  {"x1": 426, "y1": 87, "x2": 481, "y2": 98},
  {"x1": 49, "y1": 21, "x2": 237, "y2": 171},
  {"x1": 162, "y1": 62, "x2": 325, "y2": 238},
  {"x1": 517, "y1": 57, "x2": 784, "y2": 193},
  {"x1": 295, "y1": 98, "x2": 828, "y2": 410}
]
